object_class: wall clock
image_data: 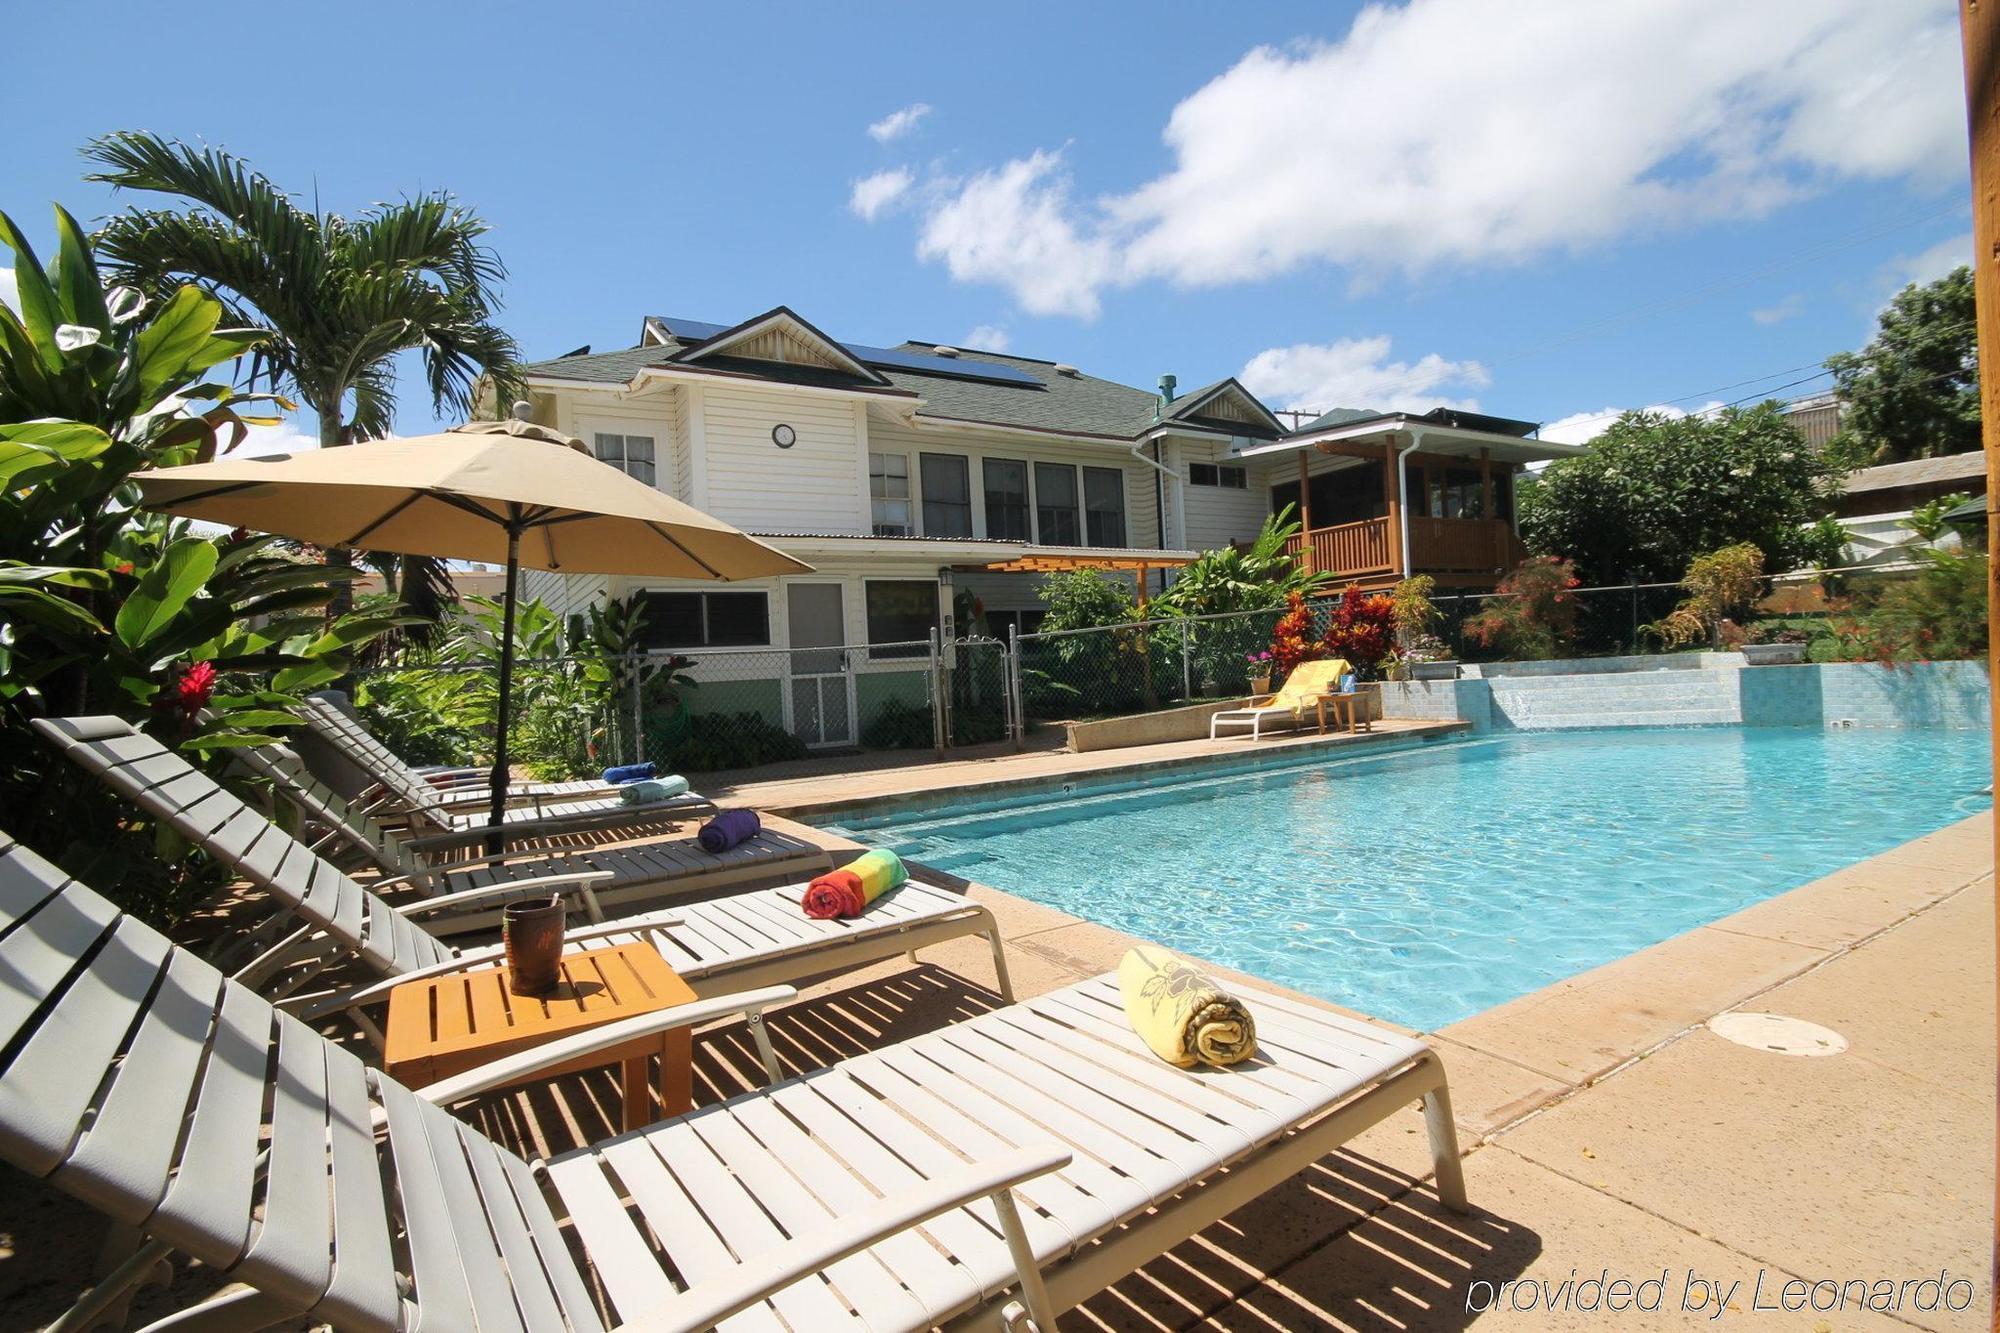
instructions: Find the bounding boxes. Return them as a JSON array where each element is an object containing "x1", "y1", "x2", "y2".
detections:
[{"x1": 771, "y1": 423, "x2": 796, "y2": 448}]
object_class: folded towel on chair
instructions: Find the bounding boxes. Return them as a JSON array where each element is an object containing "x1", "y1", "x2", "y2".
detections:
[
  {"x1": 1118, "y1": 945, "x2": 1258, "y2": 1068},
  {"x1": 698, "y1": 808, "x2": 762, "y2": 853},
  {"x1": 617, "y1": 775, "x2": 691, "y2": 805},
  {"x1": 601, "y1": 761, "x2": 658, "y2": 785},
  {"x1": 802, "y1": 848, "x2": 908, "y2": 919}
]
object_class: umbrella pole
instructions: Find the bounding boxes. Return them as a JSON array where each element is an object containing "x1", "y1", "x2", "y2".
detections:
[{"x1": 487, "y1": 524, "x2": 523, "y2": 853}]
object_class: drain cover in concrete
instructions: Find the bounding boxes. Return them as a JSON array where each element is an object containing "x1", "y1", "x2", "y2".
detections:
[{"x1": 1708, "y1": 1012, "x2": 1848, "y2": 1057}]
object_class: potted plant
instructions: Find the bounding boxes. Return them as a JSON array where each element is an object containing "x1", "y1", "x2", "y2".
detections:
[
  {"x1": 1404, "y1": 633, "x2": 1458, "y2": 679},
  {"x1": 1245, "y1": 650, "x2": 1275, "y2": 696},
  {"x1": 1741, "y1": 622, "x2": 1809, "y2": 665},
  {"x1": 1389, "y1": 576, "x2": 1458, "y2": 678}
]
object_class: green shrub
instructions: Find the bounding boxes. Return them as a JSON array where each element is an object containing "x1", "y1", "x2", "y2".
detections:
[
  {"x1": 861, "y1": 698, "x2": 933, "y2": 749},
  {"x1": 660, "y1": 710, "x2": 808, "y2": 772}
]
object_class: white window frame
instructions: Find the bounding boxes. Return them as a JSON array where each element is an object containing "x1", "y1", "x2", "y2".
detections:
[
  {"x1": 869, "y1": 451, "x2": 912, "y2": 536},
  {"x1": 589, "y1": 429, "x2": 659, "y2": 487}
]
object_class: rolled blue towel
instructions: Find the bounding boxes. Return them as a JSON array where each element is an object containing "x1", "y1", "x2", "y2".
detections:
[
  {"x1": 1340, "y1": 674, "x2": 1357, "y2": 694},
  {"x1": 618, "y1": 775, "x2": 691, "y2": 805},
  {"x1": 698, "y1": 808, "x2": 762, "y2": 853},
  {"x1": 601, "y1": 761, "x2": 658, "y2": 785}
]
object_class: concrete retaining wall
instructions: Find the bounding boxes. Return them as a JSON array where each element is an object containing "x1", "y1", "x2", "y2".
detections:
[
  {"x1": 1067, "y1": 686, "x2": 1383, "y2": 752},
  {"x1": 1380, "y1": 657, "x2": 1987, "y2": 732}
]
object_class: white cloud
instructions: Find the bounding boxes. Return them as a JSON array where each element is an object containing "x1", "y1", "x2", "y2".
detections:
[
  {"x1": 849, "y1": 168, "x2": 915, "y2": 222},
  {"x1": 1884, "y1": 230, "x2": 1972, "y2": 292},
  {"x1": 1751, "y1": 293, "x2": 1806, "y2": 325},
  {"x1": 916, "y1": 150, "x2": 1117, "y2": 318},
  {"x1": 960, "y1": 324, "x2": 1011, "y2": 352},
  {"x1": 1239, "y1": 335, "x2": 1489, "y2": 414},
  {"x1": 867, "y1": 103, "x2": 932, "y2": 143},
  {"x1": 0, "y1": 267, "x2": 15, "y2": 314},
  {"x1": 232, "y1": 418, "x2": 320, "y2": 457},
  {"x1": 1538, "y1": 400, "x2": 1727, "y2": 445},
  {"x1": 907, "y1": 0, "x2": 1965, "y2": 315}
]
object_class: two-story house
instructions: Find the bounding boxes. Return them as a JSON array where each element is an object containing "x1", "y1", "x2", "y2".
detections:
[{"x1": 513, "y1": 305, "x2": 1578, "y2": 746}]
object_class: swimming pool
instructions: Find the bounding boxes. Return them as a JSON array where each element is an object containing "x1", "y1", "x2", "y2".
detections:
[{"x1": 820, "y1": 728, "x2": 1991, "y2": 1031}]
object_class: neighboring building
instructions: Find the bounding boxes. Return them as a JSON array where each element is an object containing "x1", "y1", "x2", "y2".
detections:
[
  {"x1": 1784, "y1": 392, "x2": 1844, "y2": 448},
  {"x1": 1832, "y1": 452, "x2": 1985, "y2": 568},
  {"x1": 511, "y1": 305, "x2": 1579, "y2": 744}
]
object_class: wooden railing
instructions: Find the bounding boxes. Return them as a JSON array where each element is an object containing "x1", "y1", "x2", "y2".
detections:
[
  {"x1": 1284, "y1": 517, "x2": 1393, "y2": 578},
  {"x1": 1285, "y1": 515, "x2": 1524, "y2": 579}
]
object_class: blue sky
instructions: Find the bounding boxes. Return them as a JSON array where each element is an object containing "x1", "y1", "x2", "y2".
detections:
[{"x1": 5, "y1": 0, "x2": 1973, "y2": 447}]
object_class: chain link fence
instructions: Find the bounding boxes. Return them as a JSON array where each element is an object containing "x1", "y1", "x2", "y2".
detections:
[{"x1": 1013, "y1": 607, "x2": 1289, "y2": 732}]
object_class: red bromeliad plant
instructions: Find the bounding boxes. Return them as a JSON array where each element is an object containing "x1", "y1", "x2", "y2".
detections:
[
  {"x1": 1322, "y1": 583, "x2": 1395, "y2": 675},
  {"x1": 1268, "y1": 592, "x2": 1319, "y2": 678}
]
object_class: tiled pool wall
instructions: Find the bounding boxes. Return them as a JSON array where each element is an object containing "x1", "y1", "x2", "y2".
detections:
[{"x1": 1382, "y1": 657, "x2": 1989, "y2": 732}]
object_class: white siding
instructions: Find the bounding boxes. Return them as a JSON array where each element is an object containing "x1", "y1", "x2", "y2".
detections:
[
  {"x1": 867, "y1": 421, "x2": 1162, "y2": 549},
  {"x1": 518, "y1": 571, "x2": 611, "y2": 620},
  {"x1": 1178, "y1": 436, "x2": 1271, "y2": 551},
  {"x1": 560, "y1": 394, "x2": 683, "y2": 500},
  {"x1": 701, "y1": 385, "x2": 864, "y2": 533}
]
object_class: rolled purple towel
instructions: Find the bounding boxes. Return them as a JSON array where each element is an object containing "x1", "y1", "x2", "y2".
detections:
[{"x1": 699, "y1": 808, "x2": 762, "y2": 853}]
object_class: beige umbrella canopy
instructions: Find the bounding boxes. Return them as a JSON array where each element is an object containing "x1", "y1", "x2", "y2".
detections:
[{"x1": 134, "y1": 406, "x2": 810, "y2": 839}]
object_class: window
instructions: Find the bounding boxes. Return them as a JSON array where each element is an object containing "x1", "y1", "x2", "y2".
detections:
[
  {"x1": 1188, "y1": 462, "x2": 1248, "y2": 489},
  {"x1": 1271, "y1": 466, "x2": 1383, "y2": 529},
  {"x1": 592, "y1": 432, "x2": 656, "y2": 486},
  {"x1": 1083, "y1": 467, "x2": 1127, "y2": 547},
  {"x1": 869, "y1": 452, "x2": 911, "y2": 536},
  {"x1": 1423, "y1": 466, "x2": 1486, "y2": 520},
  {"x1": 637, "y1": 591, "x2": 769, "y2": 648},
  {"x1": 920, "y1": 454, "x2": 972, "y2": 538},
  {"x1": 1034, "y1": 462, "x2": 1080, "y2": 545},
  {"x1": 983, "y1": 458, "x2": 1031, "y2": 541},
  {"x1": 984, "y1": 608, "x2": 1046, "y2": 640},
  {"x1": 865, "y1": 580, "x2": 939, "y2": 659}
]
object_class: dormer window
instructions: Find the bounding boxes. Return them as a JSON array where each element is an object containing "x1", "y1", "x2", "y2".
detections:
[{"x1": 592, "y1": 432, "x2": 656, "y2": 487}]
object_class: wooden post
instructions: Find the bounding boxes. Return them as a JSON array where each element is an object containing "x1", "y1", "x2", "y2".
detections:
[
  {"x1": 1296, "y1": 450, "x2": 1315, "y2": 573},
  {"x1": 1384, "y1": 437, "x2": 1405, "y2": 576},
  {"x1": 1480, "y1": 448, "x2": 1498, "y2": 569},
  {"x1": 1954, "y1": 4, "x2": 2000, "y2": 1313}
]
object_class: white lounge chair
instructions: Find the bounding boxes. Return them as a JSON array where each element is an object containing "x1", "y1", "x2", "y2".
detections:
[
  {"x1": 32, "y1": 716, "x2": 1012, "y2": 1034},
  {"x1": 301, "y1": 693, "x2": 712, "y2": 833},
  {"x1": 1210, "y1": 658, "x2": 1353, "y2": 741},
  {"x1": 43, "y1": 715, "x2": 830, "y2": 927},
  {"x1": 0, "y1": 833, "x2": 1465, "y2": 1333}
]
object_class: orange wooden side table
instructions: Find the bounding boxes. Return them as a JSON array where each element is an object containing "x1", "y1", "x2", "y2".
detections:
[{"x1": 383, "y1": 942, "x2": 696, "y2": 1132}]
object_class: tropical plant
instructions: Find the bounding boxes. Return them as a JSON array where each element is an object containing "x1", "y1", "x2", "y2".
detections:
[
  {"x1": 1036, "y1": 568, "x2": 1136, "y2": 631},
  {"x1": 1825, "y1": 266, "x2": 1979, "y2": 467},
  {"x1": 1389, "y1": 574, "x2": 1440, "y2": 645},
  {"x1": 0, "y1": 206, "x2": 405, "y2": 923},
  {"x1": 83, "y1": 131, "x2": 523, "y2": 617},
  {"x1": 1462, "y1": 556, "x2": 1582, "y2": 660},
  {"x1": 1519, "y1": 404, "x2": 1839, "y2": 586},
  {"x1": 1153, "y1": 505, "x2": 1330, "y2": 617},
  {"x1": 1849, "y1": 547, "x2": 1987, "y2": 663},
  {"x1": 1320, "y1": 583, "x2": 1396, "y2": 676},
  {"x1": 1904, "y1": 492, "x2": 1975, "y2": 545},
  {"x1": 1645, "y1": 543, "x2": 1765, "y2": 650},
  {"x1": 1268, "y1": 592, "x2": 1319, "y2": 678}
]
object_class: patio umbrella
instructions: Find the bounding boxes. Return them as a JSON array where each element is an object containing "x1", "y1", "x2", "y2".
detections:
[{"x1": 133, "y1": 403, "x2": 810, "y2": 842}]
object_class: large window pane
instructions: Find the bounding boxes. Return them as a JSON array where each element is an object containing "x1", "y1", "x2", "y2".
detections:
[
  {"x1": 983, "y1": 458, "x2": 1030, "y2": 541},
  {"x1": 920, "y1": 453, "x2": 972, "y2": 538},
  {"x1": 870, "y1": 452, "x2": 910, "y2": 536},
  {"x1": 636, "y1": 590, "x2": 768, "y2": 648},
  {"x1": 637, "y1": 592, "x2": 703, "y2": 649},
  {"x1": 1083, "y1": 466, "x2": 1126, "y2": 547},
  {"x1": 865, "y1": 580, "x2": 939, "y2": 659},
  {"x1": 1035, "y1": 462, "x2": 1079, "y2": 545},
  {"x1": 704, "y1": 592, "x2": 770, "y2": 646}
]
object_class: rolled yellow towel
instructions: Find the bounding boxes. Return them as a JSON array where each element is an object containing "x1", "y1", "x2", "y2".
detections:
[{"x1": 1117, "y1": 945, "x2": 1258, "y2": 1068}]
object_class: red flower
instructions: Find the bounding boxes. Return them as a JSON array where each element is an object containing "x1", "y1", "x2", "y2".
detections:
[
  {"x1": 113, "y1": 561, "x2": 135, "y2": 575},
  {"x1": 176, "y1": 661, "x2": 217, "y2": 715}
]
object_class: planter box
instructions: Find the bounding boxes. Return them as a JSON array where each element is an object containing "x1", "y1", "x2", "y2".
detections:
[
  {"x1": 1411, "y1": 660, "x2": 1460, "y2": 680},
  {"x1": 1742, "y1": 643, "x2": 1807, "y2": 666}
]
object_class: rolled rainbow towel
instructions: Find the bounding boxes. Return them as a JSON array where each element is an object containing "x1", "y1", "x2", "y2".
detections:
[
  {"x1": 601, "y1": 761, "x2": 658, "y2": 785},
  {"x1": 617, "y1": 775, "x2": 691, "y2": 805},
  {"x1": 802, "y1": 848, "x2": 908, "y2": 919},
  {"x1": 1117, "y1": 945, "x2": 1257, "y2": 1068},
  {"x1": 698, "y1": 808, "x2": 761, "y2": 853}
]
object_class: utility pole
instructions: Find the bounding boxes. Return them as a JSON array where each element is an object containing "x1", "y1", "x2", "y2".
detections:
[{"x1": 1954, "y1": 3, "x2": 2000, "y2": 1323}]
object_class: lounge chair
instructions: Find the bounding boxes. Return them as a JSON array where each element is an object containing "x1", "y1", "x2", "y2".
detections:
[
  {"x1": 0, "y1": 832, "x2": 1466, "y2": 1332},
  {"x1": 43, "y1": 715, "x2": 830, "y2": 927},
  {"x1": 1209, "y1": 657, "x2": 1354, "y2": 741},
  {"x1": 300, "y1": 693, "x2": 713, "y2": 834},
  {"x1": 33, "y1": 716, "x2": 1006, "y2": 1027}
]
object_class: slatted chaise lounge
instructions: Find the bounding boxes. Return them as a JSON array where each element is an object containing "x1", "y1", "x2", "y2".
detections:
[
  {"x1": 46, "y1": 715, "x2": 832, "y2": 927},
  {"x1": 1209, "y1": 658, "x2": 1353, "y2": 741},
  {"x1": 32, "y1": 716, "x2": 1013, "y2": 1037},
  {"x1": 301, "y1": 694, "x2": 713, "y2": 833},
  {"x1": 0, "y1": 833, "x2": 1466, "y2": 1332}
]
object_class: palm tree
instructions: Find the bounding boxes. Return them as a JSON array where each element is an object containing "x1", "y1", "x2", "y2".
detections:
[{"x1": 82, "y1": 130, "x2": 522, "y2": 622}]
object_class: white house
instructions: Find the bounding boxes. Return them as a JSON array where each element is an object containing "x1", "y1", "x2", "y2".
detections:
[{"x1": 512, "y1": 305, "x2": 1575, "y2": 746}]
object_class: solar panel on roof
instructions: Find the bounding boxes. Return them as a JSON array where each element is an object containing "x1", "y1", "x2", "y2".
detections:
[{"x1": 650, "y1": 315, "x2": 1043, "y2": 388}]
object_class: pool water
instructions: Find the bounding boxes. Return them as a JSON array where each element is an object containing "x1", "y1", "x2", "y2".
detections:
[{"x1": 821, "y1": 728, "x2": 1991, "y2": 1031}]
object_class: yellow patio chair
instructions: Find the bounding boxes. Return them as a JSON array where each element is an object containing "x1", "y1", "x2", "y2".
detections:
[{"x1": 1209, "y1": 657, "x2": 1353, "y2": 740}]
